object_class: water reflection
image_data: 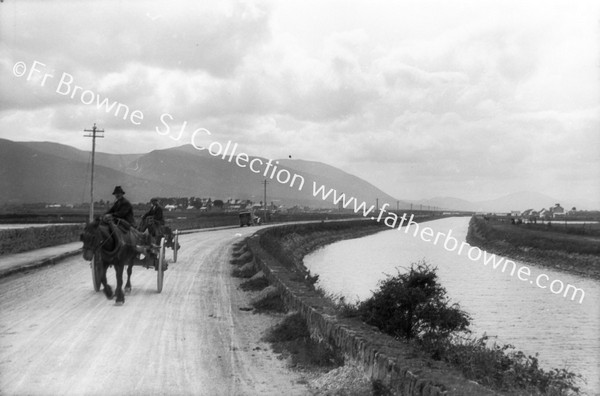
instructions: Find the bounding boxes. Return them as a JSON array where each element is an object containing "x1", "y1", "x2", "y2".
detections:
[{"x1": 304, "y1": 217, "x2": 599, "y2": 395}]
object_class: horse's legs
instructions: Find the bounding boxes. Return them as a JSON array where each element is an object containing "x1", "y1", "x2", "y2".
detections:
[
  {"x1": 125, "y1": 261, "x2": 133, "y2": 293},
  {"x1": 114, "y1": 264, "x2": 125, "y2": 304},
  {"x1": 101, "y1": 261, "x2": 113, "y2": 299}
]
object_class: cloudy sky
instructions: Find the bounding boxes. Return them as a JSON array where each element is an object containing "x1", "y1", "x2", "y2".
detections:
[{"x1": 1, "y1": 0, "x2": 598, "y2": 206}]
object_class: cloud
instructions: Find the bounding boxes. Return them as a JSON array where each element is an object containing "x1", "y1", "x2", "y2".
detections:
[{"x1": 0, "y1": 0, "x2": 598, "y2": 205}]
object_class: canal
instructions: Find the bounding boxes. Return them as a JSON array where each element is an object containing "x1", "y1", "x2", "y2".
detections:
[{"x1": 304, "y1": 217, "x2": 599, "y2": 395}]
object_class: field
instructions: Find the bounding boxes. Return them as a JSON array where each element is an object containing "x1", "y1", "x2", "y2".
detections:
[
  {"x1": 471, "y1": 217, "x2": 600, "y2": 255},
  {"x1": 468, "y1": 216, "x2": 600, "y2": 279}
]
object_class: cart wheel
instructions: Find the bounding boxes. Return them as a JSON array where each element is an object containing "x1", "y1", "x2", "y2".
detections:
[
  {"x1": 173, "y1": 230, "x2": 179, "y2": 263},
  {"x1": 91, "y1": 253, "x2": 102, "y2": 292},
  {"x1": 157, "y1": 237, "x2": 166, "y2": 293}
]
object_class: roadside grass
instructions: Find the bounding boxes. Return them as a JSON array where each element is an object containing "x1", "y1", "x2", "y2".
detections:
[
  {"x1": 263, "y1": 312, "x2": 384, "y2": 395},
  {"x1": 239, "y1": 276, "x2": 269, "y2": 291},
  {"x1": 262, "y1": 312, "x2": 343, "y2": 370},
  {"x1": 251, "y1": 291, "x2": 287, "y2": 313}
]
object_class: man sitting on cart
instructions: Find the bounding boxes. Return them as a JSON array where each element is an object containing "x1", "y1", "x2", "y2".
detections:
[
  {"x1": 104, "y1": 185, "x2": 135, "y2": 231},
  {"x1": 139, "y1": 198, "x2": 165, "y2": 245}
]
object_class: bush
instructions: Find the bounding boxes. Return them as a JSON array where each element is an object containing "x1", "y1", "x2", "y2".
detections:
[
  {"x1": 422, "y1": 334, "x2": 582, "y2": 395},
  {"x1": 357, "y1": 262, "x2": 470, "y2": 340},
  {"x1": 351, "y1": 262, "x2": 582, "y2": 394}
]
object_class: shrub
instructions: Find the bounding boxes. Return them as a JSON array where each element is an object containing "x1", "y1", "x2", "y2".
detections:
[
  {"x1": 423, "y1": 334, "x2": 582, "y2": 394},
  {"x1": 357, "y1": 262, "x2": 470, "y2": 340}
]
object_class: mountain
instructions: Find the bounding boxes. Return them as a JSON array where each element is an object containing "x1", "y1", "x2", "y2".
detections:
[
  {"x1": 418, "y1": 191, "x2": 588, "y2": 213},
  {"x1": 20, "y1": 141, "x2": 143, "y2": 173},
  {"x1": 0, "y1": 139, "x2": 401, "y2": 209},
  {"x1": 0, "y1": 139, "x2": 192, "y2": 205}
]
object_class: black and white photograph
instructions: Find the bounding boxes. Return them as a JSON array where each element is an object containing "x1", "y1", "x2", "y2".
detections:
[{"x1": 0, "y1": 0, "x2": 598, "y2": 395}]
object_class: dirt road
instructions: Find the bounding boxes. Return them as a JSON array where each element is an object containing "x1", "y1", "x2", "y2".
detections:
[{"x1": 0, "y1": 227, "x2": 311, "y2": 395}]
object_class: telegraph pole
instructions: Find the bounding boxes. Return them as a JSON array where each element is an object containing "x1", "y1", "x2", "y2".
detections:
[
  {"x1": 261, "y1": 179, "x2": 269, "y2": 223},
  {"x1": 84, "y1": 123, "x2": 104, "y2": 222}
]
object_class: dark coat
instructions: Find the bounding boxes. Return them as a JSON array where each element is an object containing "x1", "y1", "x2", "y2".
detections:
[
  {"x1": 106, "y1": 197, "x2": 135, "y2": 226},
  {"x1": 142, "y1": 205, "x2": 164, "y2": 225}
]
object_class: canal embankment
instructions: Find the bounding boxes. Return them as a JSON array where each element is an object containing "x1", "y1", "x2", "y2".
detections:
[
  {"x1": 238, "y1": 219, "x2": 496, "y2": 395},
  {"x1": 467, "y1": 216, "x2": 600, "y2": 280}
]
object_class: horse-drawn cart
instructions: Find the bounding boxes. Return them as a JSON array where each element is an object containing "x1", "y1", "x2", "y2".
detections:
[{"x1": 86, "y1": 221, "x2": 179, "y2": 298}]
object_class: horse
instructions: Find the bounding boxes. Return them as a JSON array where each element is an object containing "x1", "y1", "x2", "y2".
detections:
[
  {"x1": 80, "y1": 217, "x2": 147, "y2": 304},
  {"x1": 139, "y1": 216, "x2": 180, "y2": 251}
]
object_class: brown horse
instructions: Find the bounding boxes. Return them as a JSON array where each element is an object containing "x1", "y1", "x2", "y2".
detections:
[{"x1": 80, "y1": 217, "x2": 147, "y2": 304}]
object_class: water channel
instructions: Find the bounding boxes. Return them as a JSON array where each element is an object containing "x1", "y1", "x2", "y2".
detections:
[{"x1": 304, "y1": 217, "x2": 599, "y2": 395}]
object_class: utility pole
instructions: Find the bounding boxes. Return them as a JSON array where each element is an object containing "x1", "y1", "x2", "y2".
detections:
[
  {"x1": 376, "y1": 198, "x2": 379, "y2": 211},
  {"x1": 261, "y1": 179, "x2": 269, "y2": 223},
  {"x1": 84, "y1": 123, "x2": 104, "y2": 222}
]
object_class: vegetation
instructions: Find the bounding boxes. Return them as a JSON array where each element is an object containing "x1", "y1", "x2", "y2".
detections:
[
  {"x1": 358, "y1": 262, "x2": 470, "y2": 340},
  {"x1": 470, "y1": 216, "x2": 600, "y2": 255},
  {"x1": 337, "y1": 262, "x2": 582, "y2": 395},
  {"x1": 239, "y1": 276, "x2": 269, "y2": 291},
  {"x1": 251, "y1": 291, "x2": 287, "y2": 313},
  {"x1": 423, "y1": 335, "x2": 582, "y2": 395},
  {"x1": 0, "y1": 224, "x2": 83, "y2": 255},
  {"x1": 263, "y1": 312, "x2": 344, "y2": 370}
]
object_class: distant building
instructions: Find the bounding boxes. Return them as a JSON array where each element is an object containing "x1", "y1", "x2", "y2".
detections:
[
  {"x1": 521, "y1": 209, "x2": 539, "y2": 222},
  {"x1": 551, "y1": 203, "x2": 565, "y2": 218}
]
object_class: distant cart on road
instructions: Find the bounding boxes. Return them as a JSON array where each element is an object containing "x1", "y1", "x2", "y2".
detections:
[{"x1": 238, "y1": 211, "x2": 260, "y2": 227}]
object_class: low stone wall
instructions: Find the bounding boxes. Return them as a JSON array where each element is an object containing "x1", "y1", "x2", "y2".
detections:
[
  {"x1": 242, "y1": 222, "x2": 495, "y2": 396},
  {"x1": 0, "y1": 224, "x2": 84, "y2": 256}
]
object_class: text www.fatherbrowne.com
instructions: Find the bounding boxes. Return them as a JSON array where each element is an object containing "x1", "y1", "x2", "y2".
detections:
[{"x1": 312, "y1": 185, "x2": 586, "y2": 304}]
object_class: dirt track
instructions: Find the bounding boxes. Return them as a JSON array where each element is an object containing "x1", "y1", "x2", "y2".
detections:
[{"x1": 0, "y1": 227, "x2": 311, "y2": 395}]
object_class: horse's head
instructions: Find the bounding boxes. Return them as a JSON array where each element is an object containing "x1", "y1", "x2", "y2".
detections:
[{"x1": 80, "y1": 217, "x2": 102, "y2": 261}]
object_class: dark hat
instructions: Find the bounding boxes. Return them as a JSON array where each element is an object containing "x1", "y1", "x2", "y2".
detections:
[
  {"x1": 150, "y1": 197, "x2": 159, "y2": 203},
  {"x1": 112, "y1": 186, "x2": 125, "y2": 195}
]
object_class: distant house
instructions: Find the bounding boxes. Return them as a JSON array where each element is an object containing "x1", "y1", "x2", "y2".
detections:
[
  {"x1": 511, "y1": 210, "x2": 521, "y2": 217},
  {"x1": 539, "y1": 208, "x2": 550, "y2": 219},
  {"x1": 551, "y1": 203, "x2": 565, "y2": 218},
  {"x1": 164, "y1": 204, "x2": 177, "y2": 211}
]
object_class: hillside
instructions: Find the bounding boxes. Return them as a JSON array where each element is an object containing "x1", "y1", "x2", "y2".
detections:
[{"x1": 0, "y1": 139, "x2": 400, "y2": 208}]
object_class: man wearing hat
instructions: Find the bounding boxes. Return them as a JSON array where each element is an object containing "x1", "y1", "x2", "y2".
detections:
[
  {"x1": 139, "y1": 198, "x2": 164, "y2": 243},
  {"x1": 105, "y1": 185, "x2": 135, "y2": 229}
]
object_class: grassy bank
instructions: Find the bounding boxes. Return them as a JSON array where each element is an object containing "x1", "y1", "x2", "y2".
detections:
[
  {"x1": 467, "y1": 216, "x2": 600, "y2": 279},
  {"x1": 0, "y1": 224, "x2": 84, "y2": 256}
]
